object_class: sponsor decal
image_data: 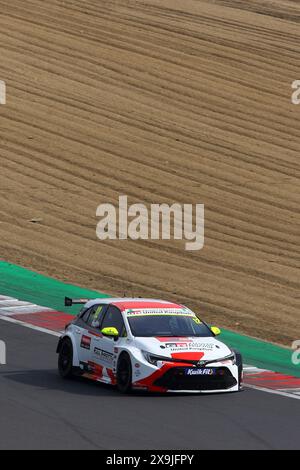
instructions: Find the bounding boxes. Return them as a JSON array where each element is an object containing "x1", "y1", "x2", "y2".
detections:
[
  {"x1": 165, "y1": 342, "x2": 189, "y2": 349},
  {"x1": 165, "y1": 342, "x2": 214, "y2": 352},
  {"x1": 79, "y1": 361, "x2": 94, "y2": 372},
  {"x1": 185, "y1": 368, "x2": 215, "y2": 376},
  {"x1": 80, "y1": 335, "x2": 91, "y2": 350},
  {"x1": 94, "y1": 347, "x2": 113, "y2": 365},
  {"x1": 126, "y1": 308, "x2": 194, "y2": 317},
  {"x1": 80, "y1": 361, "x2": 104, "y2": 379},
  {"x1": 157, "y1": 336, "x2": 192, "y2": 343}
]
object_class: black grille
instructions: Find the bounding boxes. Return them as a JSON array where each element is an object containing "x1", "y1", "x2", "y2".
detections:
[{"x1": 154, "y1": 367, "x2": 237, "y2": 391}]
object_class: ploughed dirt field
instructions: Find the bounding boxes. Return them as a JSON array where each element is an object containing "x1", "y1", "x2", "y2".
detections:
[{"x1": 0, "y1": 0, "x2": 299, "y2": 345}]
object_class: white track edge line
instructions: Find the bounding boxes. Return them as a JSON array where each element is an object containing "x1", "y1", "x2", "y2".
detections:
[
  {"x1": 0, "y1": 315, "x2": 61, "y2": 337},
  {"x1": 245, "y1": 383, "x2": 300, "y2": 401}
]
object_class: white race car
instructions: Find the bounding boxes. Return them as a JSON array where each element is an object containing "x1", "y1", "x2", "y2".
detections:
[{"x1": 57, "y1": 297, "x2": 243, "y2": 393}]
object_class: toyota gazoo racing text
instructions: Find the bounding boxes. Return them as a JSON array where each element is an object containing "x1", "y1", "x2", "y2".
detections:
[{"x1": 57, "y1": 297, "x2": 243, "y2": 393}]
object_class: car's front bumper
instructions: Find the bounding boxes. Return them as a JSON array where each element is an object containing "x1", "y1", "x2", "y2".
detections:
[
  {"x1": 153, "y1": 366, "x2": 237, "y2": 391},
  {"x1": 132, "y1": 360, "x2": 240, "y2": 393}
]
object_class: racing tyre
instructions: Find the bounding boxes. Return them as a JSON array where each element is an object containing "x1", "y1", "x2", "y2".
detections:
[
  {"x1": 117, "y1": 353, "x2": 132, "y2": 393},
  {"x1": 58, "y1": 338, "x2": 74, "y2": 379}
]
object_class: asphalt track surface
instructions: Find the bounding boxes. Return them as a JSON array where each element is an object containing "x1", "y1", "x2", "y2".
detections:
[{"x1": 1, "y1": 321, "x2": 300, "y2": 450}]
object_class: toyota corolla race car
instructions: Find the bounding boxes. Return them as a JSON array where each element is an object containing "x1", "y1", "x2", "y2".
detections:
[{"x1": 57, "y1": 297, "x2": 243, "y2": 393}]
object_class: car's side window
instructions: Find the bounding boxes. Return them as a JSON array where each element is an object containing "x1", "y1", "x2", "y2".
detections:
[
  {"x1": 87, "y1": 304, "x2": 106, "y2": 328},
  {"x1": 81, "y1": 307, "x2": 93, "y2": 324},
  {"x1": 101, "y1": 306, "x2": 127, "y2": 337}
]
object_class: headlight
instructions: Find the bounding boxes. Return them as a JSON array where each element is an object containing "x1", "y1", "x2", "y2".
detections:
[
  {"x1": 142, "y1": 351, "x2": 170, "y2": 366},
  {"x1": 218, "y1": 352, "x2": 236, "y2": 365}
]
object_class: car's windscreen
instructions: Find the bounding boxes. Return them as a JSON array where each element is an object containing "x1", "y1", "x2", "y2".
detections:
[{"x1": 128, "y1": 314, "x2": 213, "y2": 337}]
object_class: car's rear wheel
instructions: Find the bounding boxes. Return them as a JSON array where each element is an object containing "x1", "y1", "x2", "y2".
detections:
[
  {"x1": 58, "y1": 338, "x2": 74, "y2": 379},
  {"x1": 117, "y1": 353, "x2": 132, "y2": 393}
]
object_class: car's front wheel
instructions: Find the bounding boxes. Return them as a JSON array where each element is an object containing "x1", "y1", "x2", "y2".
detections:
[
  {"x1": 117, "y1": 353, "x2": 132, "y2": 393},
  {"x1": 58, "y1": 338, "x2": 74, "y2": 379}
]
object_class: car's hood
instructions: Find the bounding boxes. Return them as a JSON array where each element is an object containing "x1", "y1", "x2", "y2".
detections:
[{"x1": 134, "y1": 336, "x2": 232, "y2": 362}]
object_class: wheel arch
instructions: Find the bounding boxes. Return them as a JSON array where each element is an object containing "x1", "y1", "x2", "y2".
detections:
[
  {"x1": 56, "y1": 333, "x2": 80, "y2": 367},
  {"x1": 116, "y1": 350, "x2": 133, "y2": 393}
]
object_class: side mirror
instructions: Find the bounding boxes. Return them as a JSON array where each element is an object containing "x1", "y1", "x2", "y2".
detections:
[
  {"x1": 101, "y1": 327, "x2": 119, "y2": 339},
  {"x1": 211, "y1": 326, "x2": 221, "y2": 336}
]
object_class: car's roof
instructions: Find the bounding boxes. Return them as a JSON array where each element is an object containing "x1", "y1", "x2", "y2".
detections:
[{"x1": 85, "y1": 297, "x2": 185, "y2": 311}]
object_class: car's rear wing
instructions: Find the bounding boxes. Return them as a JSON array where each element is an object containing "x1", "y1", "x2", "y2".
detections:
[{"x1": 64, "y1": 297, "x2": 91, "y2": 307}]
